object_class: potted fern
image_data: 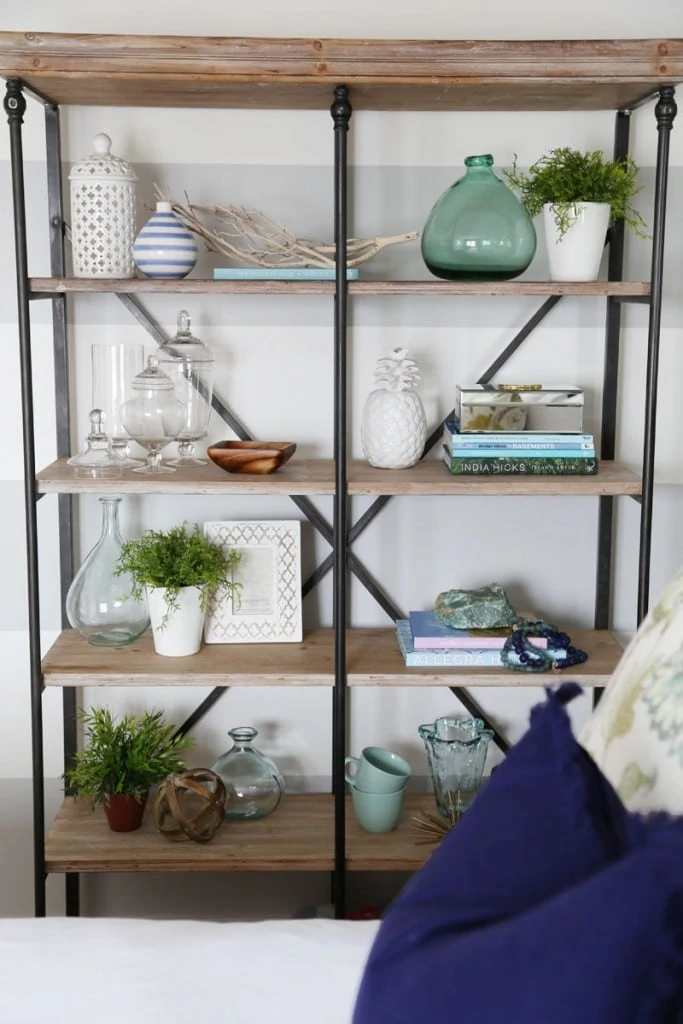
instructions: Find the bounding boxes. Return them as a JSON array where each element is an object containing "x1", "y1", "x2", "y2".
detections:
[
  {"x1": 115, "y1": 523, "x2": 241, "y2": 657},
  {"x1": 505, "y1": 147, "x2": 647, "y2": 281},
  {"x1": 65, "y1": 707, "x2": 191, "y2": 832}
]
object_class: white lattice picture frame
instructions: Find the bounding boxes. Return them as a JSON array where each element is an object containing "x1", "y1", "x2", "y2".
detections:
[{"x1": 203, "y1": 520, "x2": 302, "y2": 644}]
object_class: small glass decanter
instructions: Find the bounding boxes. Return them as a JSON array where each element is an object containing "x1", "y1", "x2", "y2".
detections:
[
  {"x1": 67, "y1": 409, "x2": 124, "y2": 480},
  {"x1": 119, "y1": 354, "x2": 187, "y2": 474},
  {"x1": 418, "y1": 716, "x2": 493, "y2": 818},
  {"x1": 66, "y1": 496, "x2": 150, "y2": 646},
  {"x1": 158, "y1": 310, "x2": 215, "y2": 467},
  {"x1": 210, "y1": 727, "x2": 285, "y2": 820},
  {"x1": 421, "y1": 154, "x2": 537, "y2": 280}
]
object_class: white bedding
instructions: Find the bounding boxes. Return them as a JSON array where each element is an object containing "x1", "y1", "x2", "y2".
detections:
[{"x1": 0, "y1": 917, "x2": 378, "y2": 1024}]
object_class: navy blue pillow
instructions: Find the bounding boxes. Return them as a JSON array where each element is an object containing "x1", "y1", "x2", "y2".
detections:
[{"x1": 353, "y1": 685, "x2": 683, "y2": 1024}]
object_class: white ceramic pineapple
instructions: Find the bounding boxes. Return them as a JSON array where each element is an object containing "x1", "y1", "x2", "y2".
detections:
[{"x1": 361, "y1": 348, "x2": 427, "y2": 469}]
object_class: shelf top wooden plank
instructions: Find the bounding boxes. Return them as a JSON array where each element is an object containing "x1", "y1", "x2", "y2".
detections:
[
  {"x1": 1, "y1": 34, "x2": 680, "y2": 111},
  {"x1": 43, "y1": 626, "x2": 623, "y2": 689},
  {"x1": 42, "y1": 628, "x2": 335, "y2": 687},
  {"x1": 348, "y1": 459, "x2": 641, "y2": 497},
  {"x1": 347, "y1": 627, "x2": 624, "y2": 688},
  {"x1": 36, "y1": 457, "x2": 334, "y2": 495},
  {"x1": 46, "y1": 794, "x2": 334, "y2": 873},
  {"x1": 45, "y1": 793, "x2": 435, "y2": 873},
  {"x1": 29, "y1": 277, "x2": 652, "y2": 297}
]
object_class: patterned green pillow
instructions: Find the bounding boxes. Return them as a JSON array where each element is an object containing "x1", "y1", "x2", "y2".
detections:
[{"x1": 581, "y1": 567, "x2": 683, "y2": 812}]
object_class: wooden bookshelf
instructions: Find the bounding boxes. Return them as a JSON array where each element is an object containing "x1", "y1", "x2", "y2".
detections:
[
  {"x1": 45, "y1": 794, "x2": 436, "y2": 874},
  {"x1": 29, "y1": 277, "x2": 651, "y2": 298},
  {"x1": 42, "y1": 626, "x2": 624, "y2": 688},
  {"x1": 1, "y1": 35, "x2": 680, "y2": 111}
]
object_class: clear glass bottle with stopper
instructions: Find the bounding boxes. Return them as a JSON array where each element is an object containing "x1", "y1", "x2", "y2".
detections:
[
  {"x1": 158, "y1": 310, "x2": 214, "y2": 467},
  {"x1": 119, "y1": 354, "x2": 187, "y2": 474},
  {"x1": 67, "y1": 409, "x2": 124, "y2": 479}
]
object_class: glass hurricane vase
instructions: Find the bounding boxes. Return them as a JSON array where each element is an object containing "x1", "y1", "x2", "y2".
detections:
[
  {"x1": 66, "y1": 497, "x2": 150, "y2": 646},
  {"x1": 421, "y1": 154, "x2": 537, "y2": 281}
]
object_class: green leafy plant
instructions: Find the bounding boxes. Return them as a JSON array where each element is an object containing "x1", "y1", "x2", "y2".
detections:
[
  {"x1": 65, "y1": 707, "x2": 192, "y2": 804},
  {"x1": 115, "y1": 522, "x2": 241, "y2": 624},
  {"x1": 505, "y1": 147, "x2": 648, "y2": 239}
]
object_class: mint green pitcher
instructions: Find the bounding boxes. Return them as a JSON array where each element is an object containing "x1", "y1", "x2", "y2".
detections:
[{"x1": 418, "y1": 716, "x2": 493, "y2": 819}]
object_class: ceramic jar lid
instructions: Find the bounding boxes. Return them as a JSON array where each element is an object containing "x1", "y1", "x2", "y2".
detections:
[{"x1": 68, "y1": 132, "x2": 137, "y2": 184}]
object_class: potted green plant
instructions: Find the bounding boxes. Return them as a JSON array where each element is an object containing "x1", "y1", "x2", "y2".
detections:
[
  {"x1": 65, "y1": 707, "x2": 191, "y2": 832},
  {"x1": 115, "y1": 522, "x2": 241, "y2": 657},
  {"x1": 505, "y1": 147, "x2": 647, "y2": 281}
]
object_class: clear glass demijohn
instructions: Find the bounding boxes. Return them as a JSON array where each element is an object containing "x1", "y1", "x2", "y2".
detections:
[
  {"x1": 210, "y1": 727, "x2": 285, "y2": 820},
  {"x1": 66, "y1": 497, "x2": 150, "y2": 647},
  {"x1": 158, "y1": 310, "x2": 214, "y2": 467}
]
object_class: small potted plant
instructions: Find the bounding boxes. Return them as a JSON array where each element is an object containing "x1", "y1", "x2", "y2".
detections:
[
  {"x1": 505, "y1": 147, "x2": 647, "y2": 281},
  {"x1": 65, "y1": 707, "x2": 191, "y2": 832},
  {"x1": 115, "y1": 522, "x2": 241, "y2": 657}
]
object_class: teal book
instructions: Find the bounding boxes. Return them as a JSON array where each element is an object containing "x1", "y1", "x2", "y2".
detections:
[
  {"x1": 396, "y1": 621, "x2": 566, "y2": 668},
  {"x1": 213, "y1": 267, "x2": 360, "y2": 280},
  {"x1": 443, "y1": 447, "x2": 599, "y2": 476}
]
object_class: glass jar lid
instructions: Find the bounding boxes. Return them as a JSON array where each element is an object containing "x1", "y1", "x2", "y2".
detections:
[
  {"x1": 68, "y1": 133, "x2": 137, "y2": 184},
  {"x1": 67, "y1": 409, "x2": 124, "y2": 479},
  {"x1": 159, "y1": 310, "x2": 214, "y2": 365},
  {"x1": 131, "y1": 354, "x2": 177, "y2": 392}
]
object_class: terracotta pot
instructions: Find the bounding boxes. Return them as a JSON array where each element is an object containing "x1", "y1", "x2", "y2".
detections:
[{"x1": 103, "y1": 792, "x2": 148, "y2": 832}]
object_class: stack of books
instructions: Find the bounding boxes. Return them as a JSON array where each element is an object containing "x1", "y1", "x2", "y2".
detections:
[
  {"x1": 396, "y1": 611, "x2": 567, "y2": 667},
  {"x1": 442, "y1": 417, "x2": 598, "y2": 477}
]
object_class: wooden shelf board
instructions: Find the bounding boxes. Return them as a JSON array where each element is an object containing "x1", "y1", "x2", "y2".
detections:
[
  {"x1": 348, "y1": 460, "x2": 641, "y2": 497},
  {"x1": 1, "y1": 35, "x2": 680, "y2": 110},
  {"x1": 46, "y1": 794, "x2": 334, "y2": 872},
  {"x1": 43, "y1": 626, "x2": 624, "y2": 688},
  {"x1": 36, "y1": 457, "x2": 334, "y2": 495},
  {"x1": 346, "y1": 627, "x2": 624, "y2": 687},
  {"x1": 45, "y1": 794, "x2": 436, "y2": 874},
  {"x1": 29, "y1": 277, "x2": 651, "y2": 298},
  {"x1": 42, "y1": 628, "x2": 335, "y2": 687}
]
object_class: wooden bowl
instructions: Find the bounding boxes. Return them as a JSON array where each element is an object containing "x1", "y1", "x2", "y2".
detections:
[{"x1": 207, "y1": 440, "x2": 297, "y2": 475}]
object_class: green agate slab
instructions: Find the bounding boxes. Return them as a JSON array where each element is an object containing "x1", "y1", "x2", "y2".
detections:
[{"x1": 435, "y1": 583, "x2": 517, "y2": 630}]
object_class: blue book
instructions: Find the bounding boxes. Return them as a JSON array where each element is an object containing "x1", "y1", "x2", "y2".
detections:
[
  {"x1": 409, "y1": 610, "x2": 548, "y2": 650},
  {"x1": 444, "y1": 417, "x2": 593, "y2": 446},
  {"x1": 451, "y1": 448, "x2": 594, "y2": 459},
  {"x1": 213, "y1": 267, "x2": 360, "y2": 280},
  {"x1": 396, "y1": 621, "x2": 566, "y2": 668}
]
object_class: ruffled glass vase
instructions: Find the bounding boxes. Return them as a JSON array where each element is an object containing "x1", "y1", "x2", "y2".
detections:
[
  {"x1": 211, "y1": 727, "x2": 284, "y2": 820},
  {"x1": 66, "y1": 497, "x2": 150, "y2": 647},
  {"x1": 421, "y1": 154, "x2": 537, "y2": 281}
]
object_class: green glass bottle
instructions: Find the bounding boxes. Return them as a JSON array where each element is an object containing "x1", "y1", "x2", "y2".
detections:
[{"x1": 421, "y1": 154, "x2": 536, "y2": 281}]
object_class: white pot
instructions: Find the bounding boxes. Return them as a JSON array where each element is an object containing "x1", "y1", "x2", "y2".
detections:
[
  {"x1": 543, "y1": 202, "x2": 610, "y2": 282},
  {"x1": 146, "y1": 585, "x2": 206, "y2": 657}
]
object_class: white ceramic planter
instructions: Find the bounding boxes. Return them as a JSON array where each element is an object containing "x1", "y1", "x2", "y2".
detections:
[
  {"x1": 146, "y1": 585, "x2": 206, "y2": 657},
  {"x1": 543, "y1": 202, "x2": 610, "y2": 282}
]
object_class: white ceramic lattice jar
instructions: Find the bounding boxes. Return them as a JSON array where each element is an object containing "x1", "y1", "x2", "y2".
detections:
[{"x1": 69, "y1": 133, "x2": 137, "y2": 278}]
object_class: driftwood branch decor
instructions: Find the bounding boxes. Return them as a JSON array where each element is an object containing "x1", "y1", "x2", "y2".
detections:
[{"x1": 154, "y1": 184, "x2": 418, "y2": 270}]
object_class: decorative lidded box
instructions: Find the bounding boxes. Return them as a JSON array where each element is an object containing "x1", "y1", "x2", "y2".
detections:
[{"x1": 455, "y1": 384, "x2": 584, "y2": 433}]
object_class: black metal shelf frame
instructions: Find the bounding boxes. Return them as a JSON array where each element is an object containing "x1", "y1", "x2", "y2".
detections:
[{"x1": 4, "y1": 74, "x2": 676, "y2": 921}]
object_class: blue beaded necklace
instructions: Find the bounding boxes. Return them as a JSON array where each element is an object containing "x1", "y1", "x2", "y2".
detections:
[{"x1": 501, "y1": 618, "x2": 588, "y2": 673}]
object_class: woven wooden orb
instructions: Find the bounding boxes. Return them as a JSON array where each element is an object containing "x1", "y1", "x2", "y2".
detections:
[{"x1": 154, "y1": 769, "x2": 227, "y2": 843}]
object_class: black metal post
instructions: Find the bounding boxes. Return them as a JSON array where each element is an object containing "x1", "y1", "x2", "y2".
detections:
[
  {"x1": 331, "y1": 84, "x2": 351, "y2": 920},
  {"x1": 592, "y1": 111, "x2": 632, "y2": 712},
  {"x1": 45, "y1": 101, "x2": 80, "y2": 916},
  {"x1": 594, "y1": 110, "x2": 630, "y2": 649},
  {"x1": 638, "y1": 86, "x2": 677, "y2": 622},
  {"x1": 5, "y1": 79, "x2": 46, "y2": 917}
]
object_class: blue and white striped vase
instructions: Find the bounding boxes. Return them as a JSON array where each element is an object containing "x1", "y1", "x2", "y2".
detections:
[{"x1": 133, "y1": 201, "x2": 197, "y2": 279}]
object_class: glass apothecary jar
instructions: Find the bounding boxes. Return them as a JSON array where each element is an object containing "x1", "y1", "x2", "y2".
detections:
[
  {"x1": 158, "y1": 311, "x2": 214, "y2": 467},
  {"x1": 119, "y1": 355, "x2": 187, "y2": 474},
  {"x1": 211, "y1": 727, "x2": 285, "y2": 820}
]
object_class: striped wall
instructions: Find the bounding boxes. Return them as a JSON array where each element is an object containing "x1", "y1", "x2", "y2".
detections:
[{"x1": 2, "y1": 0, "x2": 683, "y2": 916}]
